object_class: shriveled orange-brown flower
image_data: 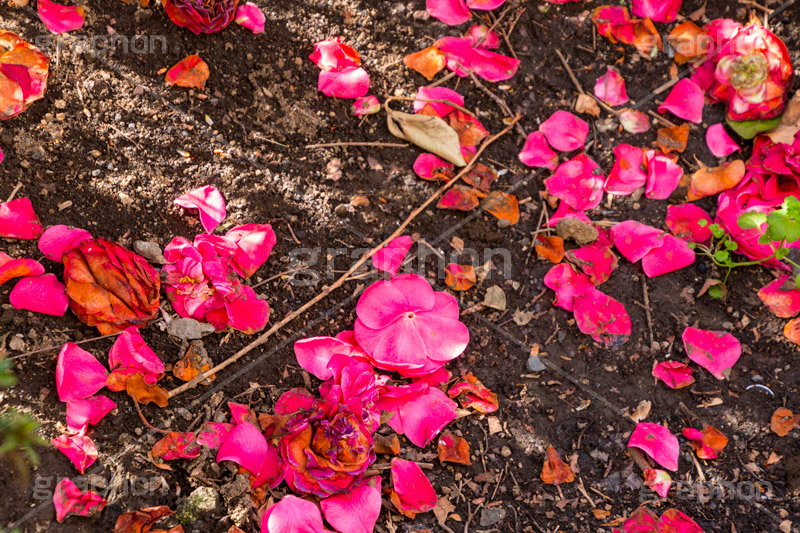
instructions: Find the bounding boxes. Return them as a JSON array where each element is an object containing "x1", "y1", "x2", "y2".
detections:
[
  {"x1": 0, "y1": 30, "x2": 49, "y2": 120},
  {"x1": 63, "y1": 238, "x2": 160, "y2": 335},
  {"x1": 540, "y1": 446, "x2": 575, "y2": 485}
]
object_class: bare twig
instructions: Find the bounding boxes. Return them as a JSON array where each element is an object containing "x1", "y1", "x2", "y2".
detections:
[
  {"x1": 133, "y1": 399, "x2": 170, "y2": 434},
  {"x1": 5, "y1": 182, "x2": 23, "y2": 203},
  {"x1": 428, "y1": 71, "x2": 457, "y2": 88},
  {"x1": 11, "y1": 331, "x2": 123, "y2": 360},
  {"x1": 305, "y1": 141, "x2": 407, "y2": 149},
  {"x1": 642, "y1": 276, "x2": 655, "y2": 349},
  {"x1": 467, "y1": 71, "x2": 526, "y2": 138},
  {"x1": 169, "y1": 118, "x2": 521, "y2": 398},
  {"x1": 387, "y1": 96, "x2": 477, "y2": 117},
  {"x1": 251, "y1": 267, "x2": 309, "y2": 289}
]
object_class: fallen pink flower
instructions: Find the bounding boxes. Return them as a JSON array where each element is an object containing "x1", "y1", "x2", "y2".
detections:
[
  {"x1": 644, "y1": 150, "x2": 684, "y2": 200},
  {"x1": 604, "y1": 144, "x2": 647, "y2": 195},
  {"x1": 391, "y1": 458, "x2": 437, "y2": 515},
  {"x1": 543, "y1": 263, "x2": 595, "y2": 312},
  {"x1": 66, "y1": 395, "x2": 116, "y2": 430},
  {"x1": 354, "y1": 274, "x2": 469, "y2": 377},
  {"x1": 294, "y1": 335, "x2": 368, "y2": 380},
  {"x1": 372, "y1": 235, "x2": 412, "y2": 276},
  {"x1": 610, "y1": 220, "x2": 665, "y2": 263},
  {"x1": 631, "y1": 0, "x2": 682, "y2": 23},
  {"x1": 644, "y1": 468, "x2": 672, "y2": 498},
  {"x1": 0, "y1": 253, "x2": 44, "y2": 287},
  {"x1": 352, "y1": 95, "x2": 380, "y2": 116},
  {"x1": 666, "y1": 204, "x2": 713, "y2": 243},
  {"x1": 38, "y1": 0, "x2": 86, "y2": 34},
  {"x1": 174, "y1": 185, "x2": 226, "y2": 234},
  {"x1": 426, "y1": 0, "x2": 471, "y2": 25},
  {"x1": 573, "y1": 288, "x2": 631, "y2": 347},
  {"x1": 706, "y1": 124, "x2": 741, "y2": 158},
  {"x1": 539, "y1": 110, "x2": 589, "y2": 152},
  {"x1": 652, "y1": 361, "x2": 695, "y2": 389},
  {"x1": 10, "y1": 273, "x2": 69, "y2": 316},
  {"x1": 594, "y1": 68, "x2": 628, "y2": 106},
  {"x1": 56, "y1": 343, "x2": 108, "y2": 402},
  {"x1": 106, "y1": 327, "x2": 165, "y2": 390},
  {"x1": 53, "y1": 478, "x2": 106, "y2": 522},
  {"x1": 37, "y1": 225, "x2": 93, "y2": 262},
  {"x1": 413, "y1": 86, "x2": 464, "y2": 117},
  {"x1": 224, "y1": 223, "x2": 277, "y2": 279},
  {"x1": 0, "y1": 198, "x2": 44, "y2": 239},
  {"x1": 657, "y1": 508, "x2": 705, "y2": 532},
  {"x1": 519, "y1": 131, "x2": 558, "y2": 170},
  {"x1": 658, "y1": 78, "x2": 704, "y2": 123},
  {"x1": 261, "y1": 495, "x2": 325, "y2": 533},
  {"x1": 641, "y1": 235, "x2": 695, "y2": 277},
  {"x1": 619, "y1": 109, "x2": 651, "y2": 134},
  {"x1": 628, "y1": 422, "x2": 679, "y2": 471},
  {"x1": 758, "y1": 275, "x2": 800, "y2": 318},
  {"x1": 385, "y1": 386, "x2": 457, "y2": 447},
  {"x1": 234, "y1": 2, "x2": 265, "y2": 34},
  {"x1": 318, "y1": 67, "x2": 370, "y2": 99},
  {"x1": 682, "y1": 327, "x2": 741, "y2": 380},
  {"x1": 544, "y1": 154, "x2": 605, "y2": 211},
  {"x1": 52, "y1": 430, "x2": 97, "y2": 474},
  {"x1": 320, "y1": 477, "x2": 382, "y2": 533},
  {"x1": 414, "y1": 153, "x2": 454, "y2": 180},
  {"x1": 465, "y1": 24, "x2": 500, "y2": 49},
  {"x1": 309, "y1": 38, "x2": 361, "y2": 71},
  {"x1": 566, "y1": 243, "x2": 618, "y2": 285}
]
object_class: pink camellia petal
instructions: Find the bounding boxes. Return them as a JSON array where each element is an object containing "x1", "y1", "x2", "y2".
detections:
[
  {"x1": 225, "y1": 223, "x2": 277, "y2": 279},
  {"x1": 352, "y1": 95, "x2": 381, "y2": 116},
  {"x1": 0, "y1": 253, "x2": 45, "y2": 287},
  {"x1": 682, "y1": 327, "x2": 741, "y2": 380},
  {"x1": 234, "y1": 2, "x2": 265, "y2": 34},
  {"x1": 413, "y1": 86, "x2": 464, "y2": 117},
  {"x1": 466, "y1": 0, "x2": 505, "y2": 10},
  {"x1": 572, "y1": 288, "x2": 631, "y2": 347},
  {"x1": 466, "y1": 48, "x2": 520, "y2": 82},
  {"x1": 594, "y1": 68, "x2": 628, "y2": 106},
  {"x1": 391, "y1": 458, "x2": 437, "y2": 514},
  {"x1": 618, "y1": 507, "x2": 659, "y2": 532},
  {"x1": 37, "y1": 225, "x2": 93, "y2": 262},
  {"x1": 652, "y1": 361, "x2": 695, "y2": 389},
  {"x1": 644, "y1": 150, "x2": 684, "y2": 200},
  {"x1": 261, "y1": 495, "x2": 325, "y2": 533},
  {"x1": 37, "y1": 0, "x2": 86, "y2": 34},
  {"x1": 56, "y1": 343, "x2": 108, "y2": 403},
  {"x1": 66, "y1": 395, "x2": 116, "y2": 430},
  {"x1": 294, "y1": 336, "x2": 361, "y2": 380},
  {"x1": 519, "y1": 131, "x2": 558, "y2": 170},
  {"x1": 196, "y1": 421, "x2": 233, "y2": 449},
  {"x1": 643, "y1": 468, "x2": 672, "y2": 498},
  {"x1": 10, "y1": 273, "x2": 69, "y2": 316},
  {"x1": 539, "y1": 111, "x2": 589, "y2": 152},
  {"x1": 426, "y1": 0, "x2": 471, "y2": 25},
  {"x1": 53, "y1": 478, "x2": 106, "y2": 522},
  {"x1": 666, "y1": 204, "x2": 713, "y2": 243},
  {"x1": 217, "y1": 421, "x2": 269, "y2": 475},
  {"x1": 658, "y1": 78, "x2": 704, "y2": 124},
  {"x1": 0, "y1": 146, "x2": 4, "y2": 164},
  {"x1": 318, "y1": 67, "x2": 370, "y2": 99},
  {"x1": 108, "y1": 327, "x2": 165, "y2": 385},
  {"x1": 222, "y1": 283, "x2": 270, "y2": 334},
  {"x1": 52, "y1": 431, "x2": 97, "y2": 474},
  {"x1": 706, "y1": 124, "x2": 741, "y2": 158},
  {"x1": 657, "y1": 508, "x2": 704, "y2": 532},
  {"x1": 631, "y1": 0, "x2": 682, "y2": 23},
  {"x1": 548, "y1": 202, "x2": 593, "y2": 227},
  {"x1": 321, "y1": 477, "x2": 382, "y2": 533},
  {"x1": 628, "y1": 422, "x2": 680, "y2": 471},
  {"x1": 372, "y1": 236, "x2": 413, "y2": 276},
  {"x1": 174, "y1": 185, "x2": 226, "y2": 234},
  {"x1": 641, "y1": 235, "x2": 695, "y2": 277},
  {"x1": 619, "y1": 109, "x2": 651, "y2": 134},
  {"x1": 387, "y1": 387, "x2": 457, "y2": 447},
  {"x1": 543, "y1": 263, "x2": 594, "y2": 312},
  {"x1": 228, "y1": 402, "x2": 254, "y2": 425},
  {"x1": 758, "y1": 275, "x2": 800, "y2": 318},
  {"x1": 610, "y1": 220, "x2": 665, "y2": 263},
  {"x1": 604, "y1": 144, "x2": 647, "y2": 195},
  {"x1": 414, "y1": 153, "x2": 454, "y2": 180},
  {"x1": 0, "y1": 198, "x2": 44, "y2": 239},
  {"x1": 465, "y1": 24, "x2": 500, "y2": 50},
  {"x1": 309, "y1": 38, "x2": 361, "y2": 72},
  {"x1": 544, "y1": 154, "x2": 605, "y2": 211},
  {"x1": 566, "y1": 243, "x2": 618, "y2": 285}
]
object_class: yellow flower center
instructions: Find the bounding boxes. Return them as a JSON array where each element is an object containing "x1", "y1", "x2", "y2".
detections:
[{"x1": 730, "y1": 52, "x2": 768, "y2": 90}]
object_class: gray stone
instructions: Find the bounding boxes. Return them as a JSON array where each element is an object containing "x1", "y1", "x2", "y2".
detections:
[
  {"x1": 133, "y1": 240, "x2": 167, "y2": 264},
  {"x1": 176, "y1": 486, "x2": 220, "y2": 523},
  {"x1": 526, "y1": 355, "x2": 546, "y2": 372},
  {"x1": 479, "y1": 507, "x2": 506, "y2": 527},
  {"x1": 167, "y1": 318, "x2": 216, "y2": 340}
]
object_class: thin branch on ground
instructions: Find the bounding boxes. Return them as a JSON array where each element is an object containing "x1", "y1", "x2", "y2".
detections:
[
  {"x1": 11, "y1": 331, "x2": 123, "y2": 360},
  {"x1": 133, "y1": 399, "x2": 170, "y2": 434},
  {"x1": 305, "y1": 141, "x2": 408, "y2": 149},
  {"x1": 428, "y1": 71, "x2": 457, "y2": 88},
  {"x1": 169, "y1": 117, "x2": 521, "y2": 399},
  {"x1": 5, "y1": 182, "x2": 23, "y2": 203},
  {"x1": 386, "y1": 96, "x2": 477, "y2": 117}
]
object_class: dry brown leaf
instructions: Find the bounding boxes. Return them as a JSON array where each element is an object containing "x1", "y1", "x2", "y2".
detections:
[
  {"x1": 386, "y1": 108, "x2": 466, "y2": 166},
  {"x1": 540, "y1": 446, "x2": 575, "y2": 485},
  {"x1": 628, "y1": 400, "x2": 652, "y2": 423},
  {"x1": 535, "y1": 235, "x2": 565, "y2": 264},
  {"x1": 765, "y1": 91, "x2": 800, "y2": 145},
  {"x1": 483, "y1": 191, "x2": 520, "y2": 225},
  {"x1": 575, "y1": 94, "x2": 601, "y2": 117},
  {"x1": 374, "y1": 433, "x2": 401, "y2": 455},
  {"x1": 173, "y1": 342, "x2": 214, "y2": 385},
  {"x1": 126, "y1": 374, "x2": 169, "y2": 408},
  {"x1": 437, "y1": 430, "x2": 471, "y2": 465}
]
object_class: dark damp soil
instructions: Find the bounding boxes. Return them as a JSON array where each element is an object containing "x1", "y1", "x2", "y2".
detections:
[{"x1": 1, "y1": 0, "x2": 800, "y2": 532}]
